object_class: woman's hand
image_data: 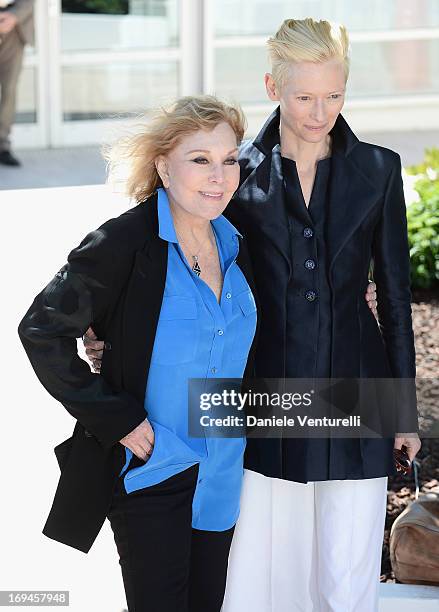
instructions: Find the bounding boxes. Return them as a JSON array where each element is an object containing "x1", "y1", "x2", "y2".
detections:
[
  {"x1": 365, "y1": 281, "x2": 377, "y2": 318},
  {"x1": 120, "y1": 418, "x2": 155, "y2": 461},
  {"x1": 394, "y1": 433, "x2": 421, "y2": 463},
  {"x1": 82, "y1": 328, "x2": 153, "y2": 460},
  {"x1": 83, "y1": 327, "x2": 104, "y2": 373}
]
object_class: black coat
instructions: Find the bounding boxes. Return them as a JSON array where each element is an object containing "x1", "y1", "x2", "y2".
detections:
[
  {"x1": 224, "y1": 106, "x2": 418, "y2": 482},
  {"x1": 18, "y1": 193, "x2": 260, "y2": 553}
]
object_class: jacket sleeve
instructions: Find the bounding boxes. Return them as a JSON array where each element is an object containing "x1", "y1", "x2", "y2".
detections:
[
  {"x1": 8, "y1": 0, "x2": 34, "y2": 22},
  {"x1": 18, "y1": 218, "x2": 147, "y2": 450},
  {"x1": 372, "y1": 153, "x2": 418, "y2": 432}
]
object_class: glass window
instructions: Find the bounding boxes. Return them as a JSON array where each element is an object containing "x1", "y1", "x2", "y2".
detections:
[
  {"x1": 61, "y1": 0, "x2": 178, "y2": 51},
  {"x1": 214, "y1": 0, "x2": 439, "y2": 37},
  {"x1": 349, "y1": 39, "x2": 439, "y2": 98},
  {"x1": 62, "y1": 62, "x2": 179, "y2": 121},
  {"x1": 214, "y1": 38, "x2": 439, "y2": 104},
  {"x1": 215, "y1": 47, "x2": 269, "y2": 105}
]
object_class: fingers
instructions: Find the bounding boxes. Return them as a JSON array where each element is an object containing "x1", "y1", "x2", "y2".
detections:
[
  {"x1": 84, "y1": 326, "x2": 98, "y2": 340},
  {"x1": 394, "y1": 437, "x2": 403, "y2": 451},
  {"x1": 144, "y1": 423, "x2": 155, "y2": 447},
  {"x1": 365, "y1": 283, "x2": 377, "y2": 318},
  {"x1": 406, "y1": 439, "x2": 422, "y2": 462},
  {"x1": 91, "y1": 359, "x2": 101, "y2": 373},
  {"x1": 84, "y1": 338, "x2": 104, "y2": 351},
  {"x1": 365, "y1": 291, "x2": 377, "y2": 302},
  {"x1": 120, "y1": 419, "x2": 155, "y2": 461},
  {"x1": 85, "y1": 347, "x2": 103, "y2": 359},
  {"x1": 139, "y1": 422, "x2": 155, "y2": 457},
  {"x1": 365, "y1": 282, "x2": 377, "y2": 316},
  {"x1": 394, "y1": 435, "x2": 422, "y2": 462},
  {"x1": 407, "y1": 449, "x2": 417, "y2": 463},
  {"x1": 365, "y1": 282, "x2": 378, "y2": 318},
  {"x1": 133, "y1": 441, "x2": 154, "y2": 461},
  {"x1": 84, "y1": 343, "x2": 103, "y2": 373}
]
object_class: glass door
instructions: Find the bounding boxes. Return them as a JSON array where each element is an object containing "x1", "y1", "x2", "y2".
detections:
[
  {"x1": 14, "y1": 0, "x2": 203, "y2": 149},
  {"x1": 52, "y1": 0, "x2": 181, "y2": 146}
]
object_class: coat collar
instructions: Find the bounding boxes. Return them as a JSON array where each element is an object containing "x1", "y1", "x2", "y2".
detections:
[
  {"x1": 253, "y1": 105, "x2": 359, "y2": 158},
  {"x1": 238, "y1": 106, "x2": 381, "y2": 272}
]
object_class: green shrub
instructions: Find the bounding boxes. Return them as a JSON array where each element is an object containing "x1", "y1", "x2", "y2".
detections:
[{"x1": 405, "y1": 148, "x2": 439, "y2": 290}]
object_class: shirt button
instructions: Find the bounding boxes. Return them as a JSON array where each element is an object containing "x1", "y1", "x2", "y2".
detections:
[
  {"x1": 198, "y1": 479, "x2": 203, "y2": 484},
  {"x1": 304, "y1": 259, "x2": 316, "y2": 270},
  {"x1": 226, "y1": 292, "x2": 232, "y2": 299},
  {"x1": 211, "y1": 367, "x2": 217, "y2": 374},
  {"x1": 305, "y1": 290, "x2": 317, "y2": 302},
  {"x1": 303, "y1": 227, "x2": 314, "y2": 238},
  {"x1": 218, "y1": 329, "x2": 224, "y2": 336}
]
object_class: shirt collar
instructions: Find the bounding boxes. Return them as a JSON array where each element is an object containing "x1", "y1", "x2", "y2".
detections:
[
  {"x1": 157, "y1": 187, "x2": 178, "y2": 243},
  {"x1": 157, "y1": 187, "x2": 242, "y2": 245}
]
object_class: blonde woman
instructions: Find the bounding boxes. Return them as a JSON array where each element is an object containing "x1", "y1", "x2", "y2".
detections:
[
  {"x1": 80, "y1": 18, "x2": 405, "y2": 612},
  {"x1": 219, "y1": 18, "x2": 420, "y2": 612},
  {"x1": 18, "y1": 96, "x2": 258, "y2": 612}
]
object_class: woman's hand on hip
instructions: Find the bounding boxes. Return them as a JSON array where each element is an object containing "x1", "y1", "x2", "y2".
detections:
[
  {"x1": 82, "y1": 327, "x2": 153, "y2": 460},
  {"x1": 120, "y1": 418, "x2": 155, "y2": 461},
  {"x1": 394, "y1": 433, "x2": 421, "y2": 463}
]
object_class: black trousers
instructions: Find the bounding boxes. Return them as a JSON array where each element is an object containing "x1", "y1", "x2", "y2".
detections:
[{"x1": 106, "y1": 462, "x2": 235, "y2": 612}]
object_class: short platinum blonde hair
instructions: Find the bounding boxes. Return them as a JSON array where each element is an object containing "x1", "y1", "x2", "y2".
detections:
[
  {"x1": 266, "y1": 18, "x2": 350, "y2": 89},
  {"x1": 104, "y1": 95, "x2": 246, "y2": 204}
]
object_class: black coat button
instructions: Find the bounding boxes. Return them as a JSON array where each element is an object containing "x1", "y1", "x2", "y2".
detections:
[
  {"x1": 303, "y1": 227, "x2": 314, "y2": 238},
  {"x1": 304, "y1": 259, "x2": 316, "y2": 270},
  {"x1": 305, "y1": 290, "x2": 317, "y2": 302},
  {"x1": 84, "y1": 429, "x2": 93, "y2": 437},
  {"x1": 104, "y1": 341, "x2": 112, "y2": 350}
]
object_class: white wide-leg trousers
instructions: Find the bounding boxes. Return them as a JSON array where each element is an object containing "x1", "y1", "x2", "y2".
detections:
[{"x1": 222, "y1": 469, "x2": 388, "y2": 612}]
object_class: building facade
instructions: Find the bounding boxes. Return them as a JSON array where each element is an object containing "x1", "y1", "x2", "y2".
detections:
[{"x1": 14, "y1": 0, "x2": 439, "y2": 148}]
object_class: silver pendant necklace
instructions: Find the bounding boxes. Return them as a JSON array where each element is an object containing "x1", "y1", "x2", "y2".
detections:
[
  {"x1": 191, "y1": 255, "x2": 202, "y2": 277},
  {"x1": 175, "y1": 229, "x2": 212, "y2": 277}
]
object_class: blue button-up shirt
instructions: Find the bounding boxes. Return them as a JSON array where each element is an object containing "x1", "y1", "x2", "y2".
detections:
[{"x1": 119, "y1": 188, "x2": 257, "y2": 531}]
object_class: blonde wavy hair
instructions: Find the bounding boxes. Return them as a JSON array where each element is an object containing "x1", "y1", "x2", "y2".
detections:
[
  {"x1": 267, "y1": 18, "x2": 350, "y2": 89},
  {"x1": 103, "y1": 95, "x2": 246, "y2": 204}
]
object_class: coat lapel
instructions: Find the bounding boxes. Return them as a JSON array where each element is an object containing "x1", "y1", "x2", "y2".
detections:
[
  {"x1": 326, "y1": 150, "x2": 382, "y2": 270},
  {"x1": 239, "y1": 107, "x2": 382, "y2": 273},
  {"x1": 236, "y1": 113, "x2": 292, "y2": 276},
  {"x1": 122, "y1": 195, "x2": 168, "y2": 404}
]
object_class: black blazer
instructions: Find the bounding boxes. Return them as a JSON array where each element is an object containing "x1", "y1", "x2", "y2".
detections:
[
  {"x1": 224, "y1": 107, "x2": 418, "y2": 481},
  {"x1": 18, "y1": 193, "x2": 260, "y2": 553}
]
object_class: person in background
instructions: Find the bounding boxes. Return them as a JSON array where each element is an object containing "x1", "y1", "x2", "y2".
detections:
[{"x1": 0, "y1": 0, "x2": 34, "y2": 166}]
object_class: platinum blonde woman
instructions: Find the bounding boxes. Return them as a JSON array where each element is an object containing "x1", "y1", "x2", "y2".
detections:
[{"x1": 219, "y1": 18, "x2": 420, "y2": 612}]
